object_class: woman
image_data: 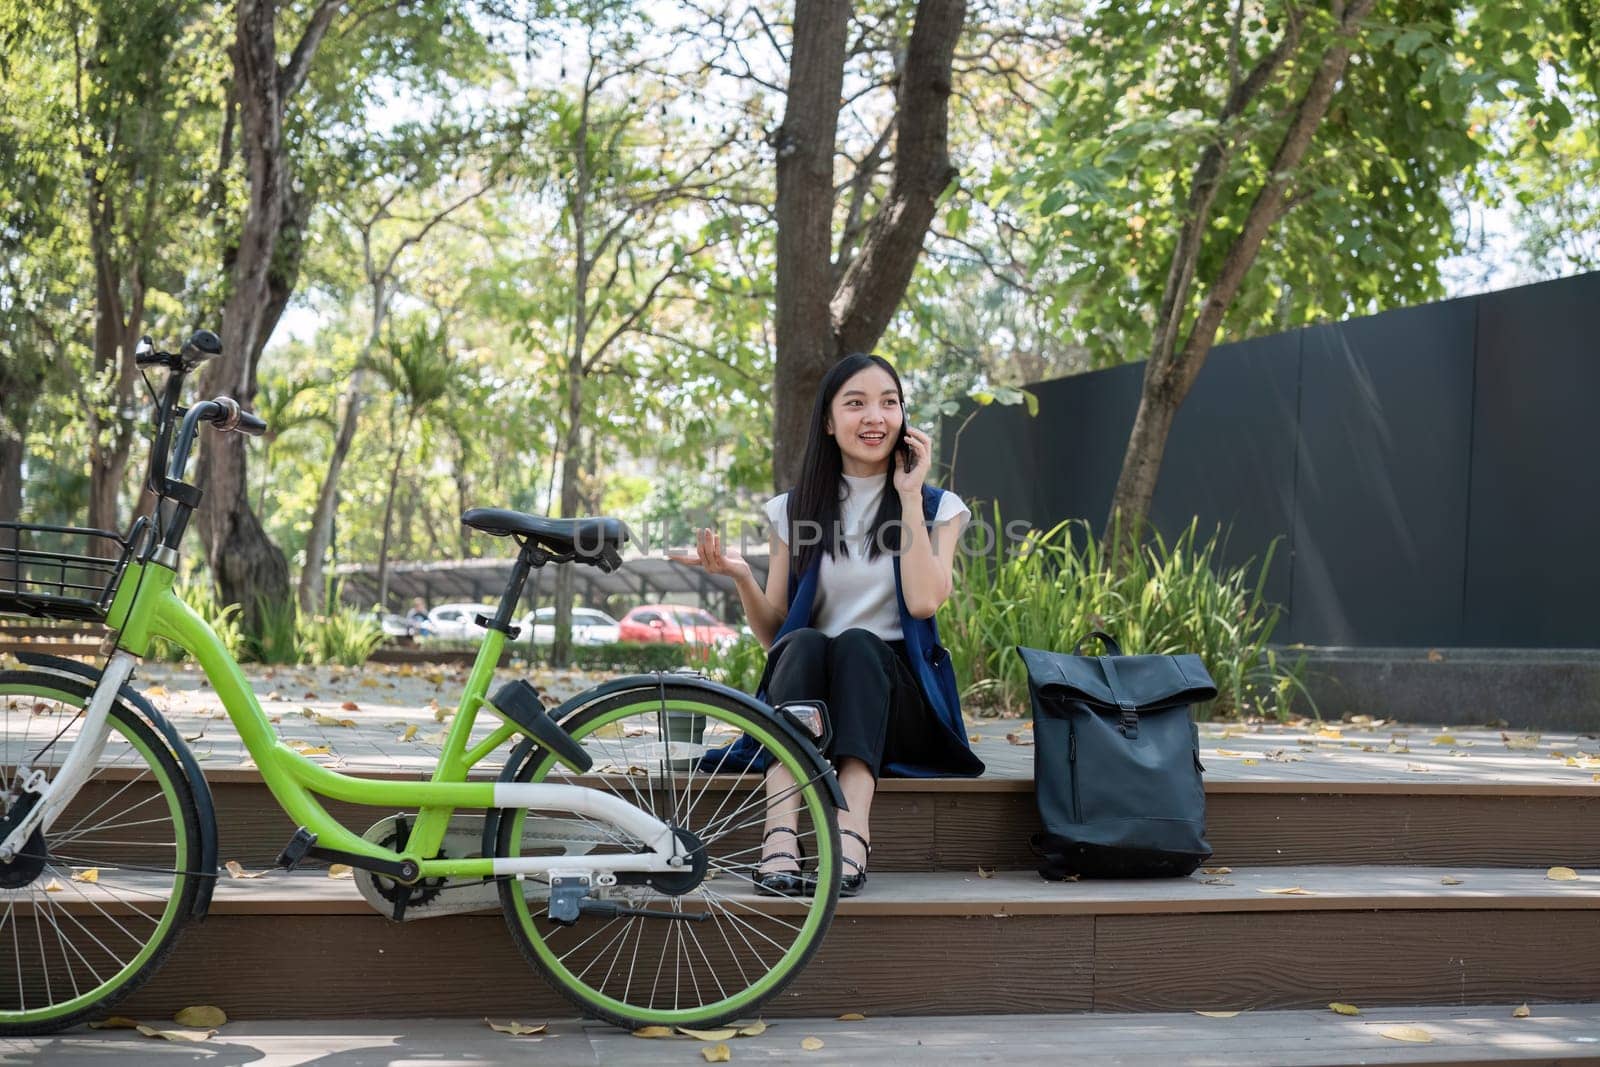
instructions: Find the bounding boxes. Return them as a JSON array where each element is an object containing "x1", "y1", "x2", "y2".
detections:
[{"x1": 678, "y1": 353, "x2": 983, "y2": 898}]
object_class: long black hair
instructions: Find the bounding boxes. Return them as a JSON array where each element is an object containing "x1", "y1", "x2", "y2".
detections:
[{"x1": 785, "y1": 353, "x2": 911, "y2": 578}]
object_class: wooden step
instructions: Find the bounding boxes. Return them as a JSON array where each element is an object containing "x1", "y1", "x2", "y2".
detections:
[
  {"x1": 197, "y1": 771, "x2": 1600, "y2": 873},
  {"x1": 89, "y1": 865, "x2": 1600, "y2": 1020}
]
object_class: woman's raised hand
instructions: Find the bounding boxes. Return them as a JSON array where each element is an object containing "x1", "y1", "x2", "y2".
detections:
[
  {"x1": 893, "y1": 425, "x2": 933, "y2": 496},
  {"x1": 669, "y1": 527, "x2": 752, "y2": 583}
]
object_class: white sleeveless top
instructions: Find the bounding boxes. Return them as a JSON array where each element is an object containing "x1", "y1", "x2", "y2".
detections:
[{"x1": 765, "y1": 475, "x2": 970, "y2": 640}]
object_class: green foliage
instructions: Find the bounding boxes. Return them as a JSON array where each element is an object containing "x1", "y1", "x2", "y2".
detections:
[
  {"x1": 700, "y1": 636, "x2": 766, "y2": 694},
  {"x1": 558, "y1": 641, "x2": 696, "y2": 673},
  {"x1": 299, "y1": 604, "x2": 387, "y2": 667},
  {"x1": 998, "y1": 1, "x2": 1587, "y2": 368},
  {"x1": 245, "y1": 597, "x2": 303, "y2": 665},
  {"x1": 939, "y1": 509, "x2": 1306, "y2": 721}
]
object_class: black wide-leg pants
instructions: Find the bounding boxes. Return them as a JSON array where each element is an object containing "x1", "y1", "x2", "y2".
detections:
[{"x1": 763, "y1": 627, "x2": 941, "y2": 778}]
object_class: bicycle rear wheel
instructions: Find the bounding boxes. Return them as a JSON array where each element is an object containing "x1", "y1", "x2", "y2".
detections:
[
  {"x1": 497, "y1": 682, "x2": 839, "y2": 1029},
  {"x1": 0, "y1": 668, "x2": 202, "y2": 1035}
]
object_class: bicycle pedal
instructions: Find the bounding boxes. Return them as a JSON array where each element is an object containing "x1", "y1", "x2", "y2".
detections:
[{"x1": 275, "y1": 827, "x2": 318, "y2": 871}]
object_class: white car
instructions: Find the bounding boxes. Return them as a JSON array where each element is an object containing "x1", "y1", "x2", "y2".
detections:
[
  {"x1": 516, "y1": 607, "x2": 622, "y2": 646},
  {"x1": 425, "y1": 602, "x2": 496, "y2": 640}
]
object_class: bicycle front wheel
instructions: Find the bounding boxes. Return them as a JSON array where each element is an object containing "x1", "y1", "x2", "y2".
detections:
[
  {"x1": 0, "y1": 668, "x2": 202, "y2": 1035},
  {"x1": 497, "y1": 682, "x2": 840, "y2": 1029}
]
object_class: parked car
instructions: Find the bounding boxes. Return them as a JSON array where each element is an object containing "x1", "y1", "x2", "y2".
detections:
[
  {"x1": 618, "y1": 604, "x2": 739, "y2": 648},
  {"x1": 425, "y1": 602, "x2": 495, "y2": 640},
  {"x1": 515, "y1": 606, "x2": 622, "y2": 646},
  {"x1": 367, "y1": 611, "x2": 421, "y2": 638}
]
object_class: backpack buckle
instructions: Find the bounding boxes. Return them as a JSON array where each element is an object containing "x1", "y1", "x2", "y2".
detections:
[{"x1": 1118, "y1": 702, "x2": 1139, "y2": 739}]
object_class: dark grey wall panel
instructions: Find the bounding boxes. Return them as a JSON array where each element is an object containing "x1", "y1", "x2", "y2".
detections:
[
  {"x1": 1148, "y1": 333, "x2": 1302, "y2": 619},
  {"x1": 1027, "y1": 362, "x2": 1144, "y2": 534},
  {"x1": 1289, "y1": 304, "x2": 1476, "y2": 646},
  {"x1": 1462, "y1": 272, "x2": 1600, "y2": 646},
  {"x1": 944, "y1": 396, "x2": 1039, "y2": 530}
]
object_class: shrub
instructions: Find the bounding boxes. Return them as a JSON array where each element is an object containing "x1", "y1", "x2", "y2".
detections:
[
  {"x1": 701, "y1": 636, "x2": 766, "y2": 693},
  {"x1": 564, "y1": 641, "x2": 695, "y2": 673},
  {"x1": 300, "y1": 604, "x2": 386, "y2": 666},
  {"x1": 940, "y1": 509, "x2": 1307, "y2": 720},
  {"x1": 245, "y1": 596, "x2": 302, "y2": 665}
]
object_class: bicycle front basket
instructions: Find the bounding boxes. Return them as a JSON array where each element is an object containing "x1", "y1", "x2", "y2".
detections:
[{"x1": 0, "y1": 520, "x2": 145, "y2": 622}]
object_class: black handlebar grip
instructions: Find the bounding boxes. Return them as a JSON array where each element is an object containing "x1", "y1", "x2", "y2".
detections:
[{"x1": 235, "y1": 409, "x2": 268, "y2": 437}]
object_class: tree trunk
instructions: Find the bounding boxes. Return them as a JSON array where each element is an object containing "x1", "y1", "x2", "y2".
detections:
[
  {"x1": 299, "y1": 367, "x2": 368, "y2": 611},
  {"x1": 85, "y1": 227, "x2": 144, "y2": 542},
  {"x1": 771, "y1": 0, "x2": 850, "y2": 492},
  {"x1": 1106, "y1": 0, "x2": 1374, "y2": 538},
  {"x1": 375, "y1": 416, "x2": 413, "y2": 613},
  {"x1": 771, "y1": 0, "x2": 966, "y2": 491},
  {"x1": 197, "y1": 0, "x2": 330, "y2": 628},
  {"x1": 0, "y1": 422, "x2": 23, "y2": 526}
]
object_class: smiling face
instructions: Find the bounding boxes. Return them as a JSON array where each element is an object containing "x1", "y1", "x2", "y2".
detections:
[{"x1": 826, "y1": 364, "x2": 904, "y2": 475}]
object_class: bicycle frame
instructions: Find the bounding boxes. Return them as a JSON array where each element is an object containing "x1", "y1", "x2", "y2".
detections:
[{"x1": 2, "y1": 554, "x2": 692, "y2": 883}]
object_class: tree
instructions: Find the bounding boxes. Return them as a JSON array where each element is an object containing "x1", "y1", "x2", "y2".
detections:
[
  {"x1": 1009, "y1": 1, "x2": 1586, "y2": 538},
  {"x1": 368, "y1": 319, "x2": 469, "y2": 610},
  {"x1": 197, "y1": 0, "x2": 484, "y2": 630},
  {"x1": 298, "y1": 121, "x2": 502, "y2": 612},
  {"x1": 770, "y1": 0, "x2": 968, "y2": 488}
]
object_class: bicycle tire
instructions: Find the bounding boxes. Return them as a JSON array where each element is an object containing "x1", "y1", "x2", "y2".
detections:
[
  {"x1": 497, "y1": 682, "x2": 839, "y2": 1029},
  {"x1": 0, "y1": 668, "x2": 203, "y2": 1035}
]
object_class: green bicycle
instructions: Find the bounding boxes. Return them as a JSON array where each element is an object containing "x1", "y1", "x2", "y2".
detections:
[{"x1": 0, "y1": 331, "x2": 841, "y2": 1035}]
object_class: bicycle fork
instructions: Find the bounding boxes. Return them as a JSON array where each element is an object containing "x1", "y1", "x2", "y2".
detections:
[{"x1": 0, "y1": 650, "x2": 134, "y2": 862}]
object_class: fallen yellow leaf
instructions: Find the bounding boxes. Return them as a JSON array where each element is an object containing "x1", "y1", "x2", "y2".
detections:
[
  {"x1": 71, "y1": 868, "x2": 99, "y2": 883},
  {"x1": 679, "y1": 1027, "x2": 738, "y2": 1040},
  {"x1": 1259, "y1": 887, "x2": 1314, "y2": 895},
  {"x1": 1512, "y1": 1003, "x2": 1531, "y2": 1018},
  {"x1": 43, "y1": 878, "x2": 63, "y2": 893},
  {"x1": 88, "y1": 1016, "x2": 141, "y2": 1029},
  {"x1": 145, "y1": 685, "x2": 170, "y2": 698},
  {"x1": 633, "y1": 1026, "x2": 674, "y2": 1038},
  {"x1": 837, "y1": 1012, "x2": 866, "y2": 1021},
  {"x1": 1547, "y1": 866, "x2": 1580, "y2": 881},
  {"x1": 1201, "y1": 867, "x2": 1232, "y2": 876},
  {"x1": 1328, "y1": 1002, "x2": 1360, "y2": 1016},
  {"x1": 1431, "y1": 734, "x2": 1457, "y2": 745},
  {"x1": 1379, "y1": 1024, "x2": 1433, "y2": 1043},
  {"x1": 486, "y1": 1019, "x2": 547, "y2": 1035},
  {"x1": 174, "y1": 1006, "x2": 227, "y2": 1028},
  {"x1": 736, "y1": 1021, "x2": 768, "y2": 1037},
  {"x1": 327, "y1": 864, "x2": 354, "y2": 879},
  {"x1": 360, "y1": 677, "x2": 381, "y2": 689},
  {"x1": 1440, "y1": 876, "x2": 1464, "y2": 886},
  {"x1": 135, "y1": 1024, "x2": 214, "y2": 1042},
  {"x1": 1315, "y1": 727, "x2": 1343, "y2": 739},
  {"x1": 1215, "y1": 749, "x2": 1246, "y2": 757},
  {"x1": 976, "y1": 868, "x2": 994, "y2": 879},
  {"x1": 400, "y1": 724, "x2": 418, "y2": 742},
  {"x1": 1241, "y1": 758, "x2": 1259, "y2": 766},
  {"x1": 1194, "y1": 1010, "x2": 1240, "y2": 1018},
  {"x1": 224, "y1": 860, "x2": 268, "y2": 879},
  {"x1": 702, "y1": 1044, "x2": 732, "y2": 1063},
  {"x1": 801, "y1": 1037, "x2": 824, "y2": 1051}
]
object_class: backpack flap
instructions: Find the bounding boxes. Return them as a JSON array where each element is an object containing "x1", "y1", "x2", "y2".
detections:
[{"x1": 1016, "y1": 645, "x2": 1217, "y2": 717}]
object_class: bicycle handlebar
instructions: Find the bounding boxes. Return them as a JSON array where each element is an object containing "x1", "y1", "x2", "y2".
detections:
[{"x1": 165, "y1": 398, "x2": 270, "y2": 485}]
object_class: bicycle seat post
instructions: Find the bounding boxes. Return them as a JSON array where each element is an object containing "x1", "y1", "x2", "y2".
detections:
[{"x1": 482, "y1": 541, "x2": 544, "y2": 638}]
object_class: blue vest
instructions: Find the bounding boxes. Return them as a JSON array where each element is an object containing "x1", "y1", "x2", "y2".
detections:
[{"x1": 702, "y1": 484, "x2": 985, "y2": 779}]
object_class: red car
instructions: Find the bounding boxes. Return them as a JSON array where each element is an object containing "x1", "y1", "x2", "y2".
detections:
[{"x1": 618, "y1": 604, "x2": 739, "y2": 648}]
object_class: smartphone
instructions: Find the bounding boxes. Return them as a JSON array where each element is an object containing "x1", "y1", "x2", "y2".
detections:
[{"x1": 896, "y1": 431, "x2": 914, "y2": 473}]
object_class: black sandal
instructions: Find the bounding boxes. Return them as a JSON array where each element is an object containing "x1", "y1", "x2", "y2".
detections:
[
  {"x1": 840, "y1": 828, "x2": 871, "y2": 897},
  {"x1": 755, "y1": 826, "x2": 816, "y2": 897}
]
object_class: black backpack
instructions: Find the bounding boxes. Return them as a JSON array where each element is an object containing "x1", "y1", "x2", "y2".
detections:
[{"x1": 1017, "y1": 633, "x2": 1216, "y2": 879}]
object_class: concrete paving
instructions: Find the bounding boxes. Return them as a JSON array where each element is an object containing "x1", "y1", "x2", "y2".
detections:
[{"x1": 5, "y1": 1005, "x2": 1600, "y2": 1066}]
